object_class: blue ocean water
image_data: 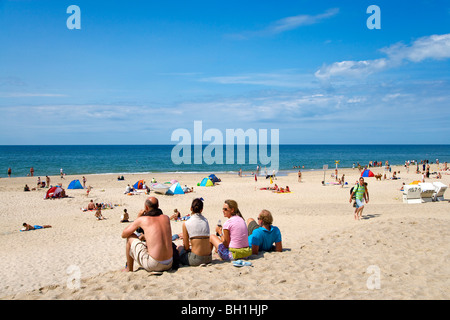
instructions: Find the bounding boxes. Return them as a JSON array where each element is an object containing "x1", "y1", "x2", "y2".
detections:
[{"x1": 0, "y1": 145, "x2": 449, "y2": 178}]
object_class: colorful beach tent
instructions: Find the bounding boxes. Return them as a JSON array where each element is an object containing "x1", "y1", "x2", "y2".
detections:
[
  {"x1": 199, "y1": 177, "x2": 214, "y2": 187},
  {"x1": 45, "y1": 186, "x2": 63, "y2": 199},
  {"x1": 67, "y1": 179, "x2": 83, "y2": 189},
  {"x1": 133, "y1": 180, "x2": 145, "y2": 189},
  {"x1": 167, "y1": 182, "x2": 185, "y2": 195},
  {"x1": 361, "y1": 170, "x2": 375, "y2": 177}
]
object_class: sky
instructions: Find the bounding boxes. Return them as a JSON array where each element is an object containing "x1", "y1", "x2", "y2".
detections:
[{"x1": 0, "y1": 0, "x2": 449, "y2": 145}]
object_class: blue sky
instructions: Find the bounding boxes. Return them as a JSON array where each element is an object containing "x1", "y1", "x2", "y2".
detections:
[{"x1": 0, "y1": 0, "x2": 449, "y2": 144}]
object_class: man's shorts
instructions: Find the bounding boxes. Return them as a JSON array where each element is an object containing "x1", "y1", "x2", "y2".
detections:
[
  {"x1": 130, "y1": 239, "x2": 172, "y2": 272},
  {"x1": 355, "y1": 198, "x2": 365, "y2": 209}
]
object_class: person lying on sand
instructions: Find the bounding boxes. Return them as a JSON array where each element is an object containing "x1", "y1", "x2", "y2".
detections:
[{"x1": 21, "y1": 223, "x2": 52, "y2": 231}]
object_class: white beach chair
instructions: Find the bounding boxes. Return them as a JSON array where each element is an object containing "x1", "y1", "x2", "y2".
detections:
[
  {"x1": 432, "y1": 182, "x2": 448, "y2": 201},
  {"x1": 402, "y1": 185, "x2": 422, "y2": 204},
  {"x1": 418, "y1": 183, "x2": 435, "y2": 202}
]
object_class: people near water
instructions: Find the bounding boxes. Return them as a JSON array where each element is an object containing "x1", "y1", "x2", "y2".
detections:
[
  {"x1": 246, "y1": 210, "x2": 282, "y2": 255},
  {"x1": 46, "y1": 176, "x2": 50, "y2": 187},
  {"x1": 117, "y1": 175, "x2": 125, "y2": 180},
  {"x1": 21, "y1": 223, "x2": 52, "y2": 231},
  {"x1": 209, "y1": 200, "x2": 252, "y2": 261},
  {"x1": 120, "y1": 209, "x2": 129, "y2": 223},
  {"x1": 8, "y1": 167, "x2": 11, "y2": 177},
  {"x1": 24, "y1": 184, "x2": 30, "y2": 192},
  {"x1": 298, "y1": 170, "x2": 302, "y2": 182},
  {"x1": 38, "y1": 180, "x2": 46, "y2": 188},
  {"x1": 121, "y1": 197, "x2": 173, "y2": 272},
  {"x1": 349, "y1": 177, "x2": 369, "y2": 220},
  {"x1": 177, "y1": 198, "x2": 212, "y2": 266}
]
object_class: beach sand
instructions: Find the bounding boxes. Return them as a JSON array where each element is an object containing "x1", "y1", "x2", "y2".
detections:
[{"x1": 1, "y1": 165, "x2": 449, "y2": 300}]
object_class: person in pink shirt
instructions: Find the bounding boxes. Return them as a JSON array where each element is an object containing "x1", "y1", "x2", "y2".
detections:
[{"x1": 210, "y1": 199, "x2": 252, "y2": 261}]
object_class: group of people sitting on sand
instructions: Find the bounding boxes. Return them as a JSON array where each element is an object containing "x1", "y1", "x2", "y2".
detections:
[{"x1": 121, "y1": 197, "x2": 282, "y2": 272}]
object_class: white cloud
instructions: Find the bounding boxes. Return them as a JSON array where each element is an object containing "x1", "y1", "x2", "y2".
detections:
[
  {"x1": 315, "y1": 33, "x2": 450, "y2": 80},
  {"x1": 267, "y1": 8, "x2": 339, "y2": 34},
  {"x1": 227, "y1": 8, "x2": 339, "y2": 39},
  {"x1": 381, "y1": 33, "x2": 450, "y2": 63},
  {"x1": 200, "y1": 72, "x2": 316, "y2": 88},
  {"x1": 315, "y1": 58, "x2": 389, "y2": 80}
]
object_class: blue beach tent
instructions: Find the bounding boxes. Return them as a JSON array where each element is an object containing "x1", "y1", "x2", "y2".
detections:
[
  {"x1": 67, "y1": 179, "x2": 84, "y2": 189},
  {"x1": 167, "y1": 182, "x2": 185, "y2": 195},
  {"x1": 208, "y1": 174, "x2": 220, "y2": 183}
]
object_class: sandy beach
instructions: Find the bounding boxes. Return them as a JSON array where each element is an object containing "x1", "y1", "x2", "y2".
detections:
[{"x1": 1, "y1": 165, "x2": 449, "y2": 300}]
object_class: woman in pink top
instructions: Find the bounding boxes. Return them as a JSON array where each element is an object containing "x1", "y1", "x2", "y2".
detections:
[{"x1": 210, "y1": 200, "x2": 252, "y2": 261}]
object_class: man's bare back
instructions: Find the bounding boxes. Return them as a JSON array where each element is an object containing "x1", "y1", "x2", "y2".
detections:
[
  {"x1": 122, "y1": 197, "x2": 174, "y2": 272},
  {"x1": 135, "y1": 214, "x2": 173, "y2": 262}
]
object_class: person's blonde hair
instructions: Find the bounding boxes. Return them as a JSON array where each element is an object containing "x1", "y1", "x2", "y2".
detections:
[
  {"x1": 259, "y1": 209, "x2": 273, "y2": 225},
  {"x1": 224, "y1": 199, "x2": 243, "y2": 219}
]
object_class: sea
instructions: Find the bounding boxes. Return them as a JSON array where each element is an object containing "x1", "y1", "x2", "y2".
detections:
[{"x1": 1, "y1": 144, "x2": 449, "y2": 178}]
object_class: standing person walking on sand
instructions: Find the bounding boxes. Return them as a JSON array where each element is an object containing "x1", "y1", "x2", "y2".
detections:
[{"x1": 349, "y1": 177, "x2": 369, "y2": 220}]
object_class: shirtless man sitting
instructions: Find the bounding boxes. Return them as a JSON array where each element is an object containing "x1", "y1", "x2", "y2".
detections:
[
  {"x1": 121, "y1": 197, "x2": 173, "y2": 272},
  {"x1": 87, "y1": 200, "x2": 96, "y2": 210}
]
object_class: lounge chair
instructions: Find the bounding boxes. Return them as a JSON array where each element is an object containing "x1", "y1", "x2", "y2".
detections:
[
  {"x1": 402, "y1": 185, "x2": 422, "y2": 204},
  {"x1": 418, "y1": 183, "x2": 435, "y2": 202},
  {"x1": 432, "y1": 182, "x2": 448, "y2": 201}
]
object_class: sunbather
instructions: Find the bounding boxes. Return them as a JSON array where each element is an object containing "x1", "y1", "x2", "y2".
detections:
[
  {"x1": 178, "y1": 198, "x2": 212, "y2": 266},
  {"x1": 247, "y1": 210, "x2": 282, "y2": 255},
  {"x1": 21, "y1": 223, "x2": 52, "y2": 231},
  {"x1": 210, "y1": 199, "x2": 251, "y2": 261}
]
